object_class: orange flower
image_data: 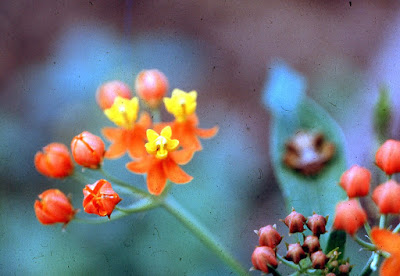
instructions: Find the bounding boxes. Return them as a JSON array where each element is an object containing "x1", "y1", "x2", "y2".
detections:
[
  {"x1": 332, "y1": 199, "x2": 367, "y2": 236},
  {"x1": 160, "y1": 89, "x2": 218, "y2": 152},
  {"x1": 371, "y1": 228, "x2": 400, "y2": 276},
  {"x1": 83, "y1": 179, "x2": 121, "y2": 218},
  {"x1": 34, "y1": 143, "x2": 74, "y2": 178},
  {"x1": 34, "y1": 189, "x2": 77, "y2": 225},
  {"x1": 126, "y1": 126, "x2": 193, "y2": 195},
  {"x1": 102, "y1": 96, "x2": 151, "y2": 159}
]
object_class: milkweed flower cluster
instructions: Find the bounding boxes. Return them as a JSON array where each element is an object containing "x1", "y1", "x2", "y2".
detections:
[{"x1": 33, "y1": 69, "x2": 218, "y2": 227}]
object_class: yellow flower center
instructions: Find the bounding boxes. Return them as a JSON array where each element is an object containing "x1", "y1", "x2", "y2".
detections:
[
  {"x1": 163, "y1": 89, "x2": 197, "y2": 122},
  {"x1": 104, "y1": 96, "x2": 139, "y2": 129},
  {"x1": 145, "y1": 126, "x2": 179, "y2": 159}
]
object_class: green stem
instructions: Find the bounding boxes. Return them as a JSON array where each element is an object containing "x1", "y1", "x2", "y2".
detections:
[
  {"x1": 276, "y1": 254, "x2": 299, "y2": 271},
  {"x1": 354, "y1": 235, "x2": 376, "y2": 251},
  {"x1": 360, "y1": 252, "x2": 375, "y2": 276},
  {"x1": 393, "y1": 222, "x2": 400, "y2": 233},
  {"x1": 162, "y1": 195, "x2": 248, "y2": 275},
  {"x1": 364, "y1": 221, "x2": 372, "y2": 236},
  {"x1": 379, "y1": 214, "x2": 386, "y2": 229},
  {"x1": 99, "y1": 167, "x2": 148, "y2": 196}
]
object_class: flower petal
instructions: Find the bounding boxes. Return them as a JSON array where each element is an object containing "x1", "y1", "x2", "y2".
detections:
[
  {"x1": 126, "y1": 156, "x2": 155, "y2": 174},
  {"x1": 137, "y1": 112, "x2": 152, "y2": 128},
  {"x1": 105, "y1": 140, "x2": 127, "y2": 159},
  {"x1": 160, "y1": 126, "x2": 172, "y2": 138},
  {"x1": 147, "y1": 162, "x2": 167, "y2": 195},
  {"x1": 102, "y1": 127, "x2": 123, "y2": 141},
  {"x1": 195, "y1": 125, "x2": 219, "y2": 139},
  {"x1": 146, "y1": 129, "x2": 159, "y2": 142},
  {"x1": 162, "y1": 158, "x2": 193, "y2": 184},
  {"x1": 127, "y1": 134, "x2": 147, "y2": 159},
  {"x1": 169, "y1": 148, "x2": 195, "y2": 165},
  {"x1": 380, "y1": 257, "x2": 400, "y2": 276},
  {"x1": 371, "y1": 228, "x2": 400, "y2": 255}
]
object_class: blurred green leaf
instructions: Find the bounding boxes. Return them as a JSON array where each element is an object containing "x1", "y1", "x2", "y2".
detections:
[
  {"x1": 374, "y1": 86, "x2": 391, "y2": 143},
  {"x1": 263, "y1": 62, "x2": 347, "y2": 250}
]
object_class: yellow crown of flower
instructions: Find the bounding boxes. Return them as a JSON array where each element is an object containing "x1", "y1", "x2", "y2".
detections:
[
  {"x1": 145, "y1": 126, "x2": 179, "y2": 159},
  {"x1": 104, "y1": 96, "x2": 139, "y2": 129},
  {"x1": 163, "y1": 89, "x2": 197, "y2": 122}
]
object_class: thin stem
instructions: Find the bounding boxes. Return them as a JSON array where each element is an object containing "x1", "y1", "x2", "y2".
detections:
[
  {"x1": 370, "y1": 253, "x2": 380, "y2": 272},
  {"x1": 393, "y1": 222, "x2": 400, "y2": 233},
  {"x1": 364, "y1": 221, "x2": 372, "y2": 236},
  {"x1": 151, "y1": 108, "x2": 161, "y2": 123},
  {"x1": 276, "y1": 254, "x2": 299, "y2": 271},
  {"x1": 162, "y1": 195, "x2": 248, "y2": 275},
  {"x1": 360, "y1": 252, "x2": 375, "y2": 276},
  {"x1": 354, "y1": 235, "x2": 376, "y2": 251},
  {"x1": 99, "y1": 167, "x2": 148, "y2": 196},
  {"x1": 379, "y1": 214, "x2": 386, "y2": 229}
]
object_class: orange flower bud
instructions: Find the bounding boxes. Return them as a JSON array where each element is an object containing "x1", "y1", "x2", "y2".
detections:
[
  {"x1": 339, "y1": 262, "x2": 352, "y2": 274},
  {"x1": 339, "y1": 165, "x2": 371, "y2": 198},
  {"x1": 332, "y1": 199, "x2": 367, "y2": 236},
  {"x1": 34, "y1": 143, "x2": 74, "y2": 178},
  {"x1": 372, "y1": 180, "x2": 400, "y2": 214},
  {"x1": 135, "y1": 69, "x2": 169, "y2": 108},
  {"x1": 34, "y1": 189, "x2": 76, "y2": 225},
  {"x1": 83, "y1": 179, "x2": 121, "y2": 218},
  {"x1": 251, "y1": 246, "x2": 278, "y2": 273},
  {"x1": 306, "y1": 214, "x2": 327, "y2": 236},
  {"x1": 283, "y1": 209, "x2": 306, "y2": 234},
  {"x1": 71, "y1": 131, "x2": 105, "y2": 168},
  {"x1": 285, "y1": 243, "x2": 306, "y2": 264},
  {"x1": 257, "y1": 225, "x2": 282, "y2": 248},
  {"x1": 302, "y1": 235, "x2": 320, "y2": 253},
  {"x1": 96, "y1": 80, "x2": 132, "y2": 110},
  {"x1": 375, "y1": 139, "x2": 400, "y2": 175},
  {"x1": 311, "y1": 251, "x2": 328, "y2": 269}
]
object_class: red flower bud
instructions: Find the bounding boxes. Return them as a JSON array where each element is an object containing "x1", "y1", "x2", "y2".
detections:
[
  {"x1": 310, "y1": 250, "x2": 328, "y2": 269},
  {"x1": 302, "y1": 235, "x2": 320, "y2": 253},
  {"x1": 34, "y1": 143, "x2": 74, "y2": 178},
  {"x1": 375, "y1": 139, "x2": 400, "y2": 175},
  {"x1": 339, "y1": 262, "x2": 352, "y2": 274},
  {"x1": 251, "y1": 246, "x2": 278, "y2": 273},
  {"x1": 83, "y1": 179, "x2": 121, "y2": 218},
  {"x1": 34, "y1": 189, "x2": 76, "y2": 225},
  {"x1": 135, "y1": 69, "x2": 169, "y2": 108},
  {"x1": 372, "y1": 180, "x2": 400, "y2": 214},
  {"x1": 333, "y1": 199, "x2": 367, "y2": 236},
  {"x1": 96, "y1": 80, "x2": 132, "y2": 110},
  {"x1": 306, "y1": 213, "x2": 327, "y2": 236},
  {"x1": 257, "y1": 224, "x2": 282, "y2": 248},
  {"x1": 285, "y1": 243, "x2": 306, "y2": 264},
  {"x1": 339, "y1": 165, "x2": 371, "y2": 198},
  {"x1": 71, "y1": 131, "x2": 105, "y2": 168},
  {"x1": 326, "y1": 273, "x2": 336, "y2": 276},
  {"x1": 283, "y1": 209, "x2": 306, "y2": 234}
]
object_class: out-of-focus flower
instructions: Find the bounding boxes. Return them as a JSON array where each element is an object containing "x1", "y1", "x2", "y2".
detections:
[
  {"x1": 371, "y1": 227, "x2": 400, "y2": 276},
  {"x1": 34, "y1": 143, "x2": 74, "y2": 178},
  {"x1": 375, "y1": 139, "x2": 400, "y2": 175},
  {"x1": 306, "y1": 213, "x2": 328, "y2": 236},
  {"x1": 102, "y1": 96, "x2": 151, "y2": 159},
  {"x1": 135, "y1": 69, "x2": 169, "y2": 108},
  {"x1": 96, "y1": 80, "x2": 132, "y2": 110},
  {"x1": 251, "y1": 246, "x2": 278, "y2": 274},
  {"x1": 285, "y1": 243, "x2": 306, "y2": 264},
  {"x1": 339, "y1": 165, "x2": 371, "y2": 198},
  {"x1": 83, "y1": 179, "x2": 121, "y2": 218},
  {"x1": 332, "y1": 199, "x2": 367, "y2": 236},
  {"x1": 34, "y1": 189, "x2": 76, "y2": 225},
  {"x1": 372, "y1": 180, "x2": 400, "y2": 214},
  {"x1": 283, "y1": 209, "x2": 306, "y2": 234},
  {"x1": 71, "y1": 131, "x2": 105, "y2": 168},
  {"x1": 126, "y1": 126, "x2": 193, "y2": 195},
  {"x1": 310, "y1": 251, "x2": 328, "y2": 269},
  {"x1": 157, "y1": 89, "x2": 218, "y2": 152},
  {"x1": 256, "y1": 224, "x2": 282, "y2": 248}
]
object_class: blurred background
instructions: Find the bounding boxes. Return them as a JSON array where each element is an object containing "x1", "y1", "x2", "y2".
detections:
[{"x1": 1, "y1": 1, "x2": 400, "y2": 275}]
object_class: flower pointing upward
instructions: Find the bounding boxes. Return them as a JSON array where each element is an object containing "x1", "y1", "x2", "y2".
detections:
[
  {"x1": 126, "y1": 126, "x2": 193, "y2": 196},
  {"x1": 371, "y1": 228, "x2": 400, "y2": 276},
  {"x1": 156, "y1": 89, "x2": 218, "y2": 152},
  {"x1": 102, "y1": 96, "x2": 151, "y2": 159}
]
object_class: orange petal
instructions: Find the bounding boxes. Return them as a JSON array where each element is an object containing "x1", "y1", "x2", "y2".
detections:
[
  {"x1": 147, "y1": 162, "x2": 167, "y2": 195},
  {"x1": 162, "y1": 158, "x2": 193, "y2": 184},
  {"x1": 105, "y1": 141, "x2": 127, "y2": 159},
  {"x1": 126, "y1": 156, "x2": 155, "y2": 174},
  {"x1": 137, "y1": 112, "x2": 152, "y2": 128},
  {"x1": 187, "y1": 114, "x2": 199, "y2": 126},
  {"x1": 371, "y1": 228, "x2": 400, "y2": 255},
  {"x1": 380, "y1": 257, "x2": 400, "y2": 276},
  {"x1": 102, "y1": 127, "x2": 123, "y2": 141},
  {"x1": 127, "y1": 134, "x2": 147, "y2": 159},
  {"x1": 195, "y1": 125, "x2": 219, "y2": 139},
  {"x1": 154, "y1": 122, "x2": 171, "y2": 133},
  {"x1": 169, "y1": 148, "x2": 195, "y2": 165}
]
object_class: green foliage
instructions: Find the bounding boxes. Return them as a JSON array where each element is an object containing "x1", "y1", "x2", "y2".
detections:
[{"x1": 374, "y1": 86, "x2": 392, "y2": 143}]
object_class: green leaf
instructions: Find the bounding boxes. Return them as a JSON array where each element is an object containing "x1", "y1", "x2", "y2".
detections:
[
  {"x1": 374, "y1": 85, "x2": 391, "y2": 143},
  {"x1": 263, "y1": 62, "x2": 347, "y2": 251},
  {"x1": 325, "y1": 230, "x2": 346, "y2": 259}
]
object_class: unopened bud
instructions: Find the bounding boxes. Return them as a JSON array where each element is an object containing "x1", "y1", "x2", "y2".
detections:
[
  {"x1": 283, "y1": 209, "x2": 306, "y2": 234},
  {"x1": 302, "y1": 235, "x2": 320, "y2": 253},
  {"x1": 311, "y1": 250, "x2": 328, "y2": 269},
  {"x1": 306, "y1": 213, "x2": 328, "y2": 236},
  {"x1": 285, "y1": 243, "x2": 306, "y2": 264},
  {"x1": 258, "y1": 224, "x2": 282, "y2": 248}
]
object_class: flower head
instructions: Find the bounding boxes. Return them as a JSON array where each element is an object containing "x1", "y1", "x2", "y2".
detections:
[
  {"x1": 371, "y1": 228, "x2": 400, "y2": 276},
  {"x1": 135, "y1": 69, "x2": 169, "y2": 108},
  {"x1": 96, "y1": 80, "x2": 132, "y2": 110},
  {"x1": 71, "y1": 131, "x2": 105, "y2": 168},
  {"x1": 34, "y1": 143, "x2": 74, "y2": 178},
  {"x1": 339, "y1": 165, "x2": 371, "y2": 198},
  {"x1": 145, "y1": 126, "x2": 179, "y2": 159},
  {"x1": 104, "y1": 96, "x2": 139, "y2": 129},
  {"x1": 34, "y1": 189, "x2": 76, "y2": 226},
  {"x1": 83, "y1": 179, "x2": 121, "y2": 218},
  {"x1": 332, "y1": 199, "x2": 367, "y2": 236},
  {"x1": 372, "y1": 180, "x2": 400, "y2": 214},
  {"x1": 375, "y1": 139, "x2": 400, "y2": 175},
  {"x1": 164, "y1": 89, "x2": 197, "y2": 122}
]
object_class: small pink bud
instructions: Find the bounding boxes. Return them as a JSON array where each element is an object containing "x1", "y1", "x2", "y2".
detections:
[
  {"x1": 258, "y1": 225, "x2": 282, "y2": 248},
  {"x1": 251, "y1": 246, "x2": 278, "y2": 273},
  {"x1": 302, "y1": 235, "x2": 320, "y2": 253},
  {"x1": 135, "y1": 69, "x2": 169, "y2": 108},
  {"x1": 311, "y1": 250, "x2": 328, "y2": 269},
  {"x1": 375, "y1": 139, "x2": 400, "y2": 175},
  {"x1": 285, "y1": 243, "x2": 306, "y2": 264},
  {"x1": 96, "y1": 80, "x2": 132, "y2": 110},
  {"x1": 306, "y1": 213, "x2": 327, "y2": 236},
  {"x1": 283, "y1": 209, "x2": 306, "y2": 234},
  {"x1": 332, "y1": 199, "x2": 367, "y2": 236},
  {"x1": 372, "y1": 180, "x2": 400, "y2": 214},
  {"x1": 71, "y1": 131, "x2": 105, "y2": 169},
  {"x1": 339, "y1": 165, "x2": 371, "y2": 198},
  {"x1": 339, "y1": 262, "x2": 352, "y2": 274}
]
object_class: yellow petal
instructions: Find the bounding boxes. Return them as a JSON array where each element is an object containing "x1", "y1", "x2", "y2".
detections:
[
  {"x1": 166, "y1": 138, "x2": 179, "y2": 151},
  {"x1": 146, "y1": 129, "x2": 159, "y2": 142},
  {"x1": 160, "y1": 126, "x2": 172, "y2": 139}
]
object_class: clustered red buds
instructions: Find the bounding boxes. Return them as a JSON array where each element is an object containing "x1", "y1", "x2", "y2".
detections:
[
  {"x1": 251, "y1": 246, "x2": 278, "y2": 274},
  {"x1": 375, "y1": 139, "x2": 400, "y2": 175},
  {"x1": 257, "y1": 224, "x2": 282, "y2": 248},
  {"x1": 34, "y1": 189, "x2": 77, "y2": 225},
  {"x1": 96, "y1": 80, "x2": 132, "y2": 110},
  {"x1": 332, "y1": 199, "x2": 367, "y2": 236},
  {"x1": 339, "y1": 165, "x2": 371, "y2": 198},
  {"x1": 83, "y1": 179, "x2": 121, "y2": 218},
  {"x1": 34, "y1": 143, "x2": 74, "y2": 178},
  {"x1": 135, "y1": 69, "x2": 169, "y2": 108},
  {"x1": 283, "y1": 209, "x2": 306, "y2": 233},
  {"x1": 71, "y1": 131, "x2": 105, "y2": 168},
  {"x1": 306, "y1": 213, "x2": 328, "y2": 236}
]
